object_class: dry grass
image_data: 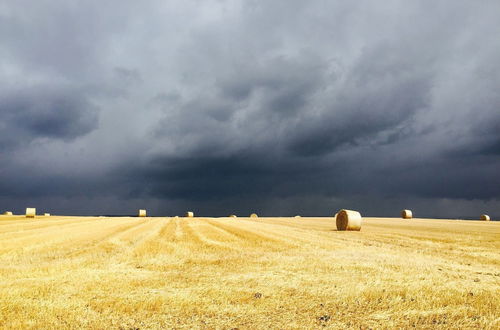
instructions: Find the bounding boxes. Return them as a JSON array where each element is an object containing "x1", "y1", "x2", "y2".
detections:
[{"x1": 0, "y1": 215, "x2": 498, "y2": 329}]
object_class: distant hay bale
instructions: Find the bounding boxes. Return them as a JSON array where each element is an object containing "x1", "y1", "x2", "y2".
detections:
[
  {"x1": 401, "y1": 209, "x2": 413, "y2": 219},
  {"x1": 185, "y1": 211, "x2": 194, "y2": 217},
  {"x1": 138, "y1": 209, "x2": 147, "y2": 217},
  {"x1": 250, "y1": 213, "x2": 258, "y2": 218},
  {"x1": 229, "y1": 214, "x2": 237, "y2": 218},
  {"x1": 26, "y1": 208, "x2": 36, "y2": 218},
  {"x1": 44, "y1": 213, "x2": 50, "y2": 216},
  {"x1": 3, "y1": 211, "x2": 13, "y2": 215},
  {"x1": 480, "y1": 214, "x2": 490, "y2": 221},
  {"x1": 294, "y1": 215, "x2": 301, "y2": 218},
  {"x1": 336, "y1": 209, "x2": 362, "y2": 231}
]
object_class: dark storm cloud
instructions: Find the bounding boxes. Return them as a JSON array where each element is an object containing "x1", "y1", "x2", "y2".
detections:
[
  {"x1": 286, "y1": 42, "x2": 433, "y2": 156},
  {"x1": 135, "y1": 153, "x2": 341, "y2": 200},
  {"x1": 482, "y1": 140, "x2": 500, "y2": 156},
  {"x1": 1, "y1": 0, "x2": 500, "y2": 217},
  {"x1": 0, "y1": 86, "x2": 99, "y2": 150}
]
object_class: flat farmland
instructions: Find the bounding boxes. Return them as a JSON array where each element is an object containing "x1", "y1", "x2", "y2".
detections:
[{"x1": 0, "y1": 215, "x2": 498, "y2": 329}]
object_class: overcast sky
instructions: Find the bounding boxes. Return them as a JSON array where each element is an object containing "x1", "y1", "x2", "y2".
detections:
[{"x1": 1, "y1": 0, "x2": 499, "y2": 218}]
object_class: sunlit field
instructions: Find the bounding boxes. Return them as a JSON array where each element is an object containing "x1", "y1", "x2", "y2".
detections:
[{"x1": 0, "y1": 215, "x2": 498, "y2": 329}]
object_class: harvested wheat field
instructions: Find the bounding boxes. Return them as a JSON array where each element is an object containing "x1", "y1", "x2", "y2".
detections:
[{"x1": 0, "y1": 215, "x2": 498, "y2": 329}]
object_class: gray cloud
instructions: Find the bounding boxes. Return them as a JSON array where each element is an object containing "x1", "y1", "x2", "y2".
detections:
[
  {"x1": 1, "y1": 0, "x2": 500, "y2": 218},
  {"x1": 0, "y1": 86, "x2": 99, "y2": 150}
]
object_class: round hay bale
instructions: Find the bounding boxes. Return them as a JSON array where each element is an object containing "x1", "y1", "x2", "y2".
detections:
[
  {"x1": 44, "y1": 213, "x2": 50, "y2": 216},
  {"x1": 229, "y1": 214, "x2": 237, "y2": 218},
  {"x1": 138, "y1": 209, "x2": 147, "y2": 217},
  {"x1": 294, "y1": 215, "x2": 301, "y2": 218},
  {"x1": 26, "y1": 207, "x2": 36, "y2": 218},
  {"x1": 250, "y1": 213, "x2": 258, "y2": 218},
  {"x1": 185, "y1": 211, "x2": 194, "y2": 218},
  {"x1": 401, "y1": 209, "x2": 413, "y2": 219},
  {"x1": 480, "y1": 214, "x2": 490, "y2": 221},
  {"x1": 3, "y1": 211, "x2": 13, "y2": 215},
  {"x1": 336, "y1": 209, "x2": 362, "y2": 231}
]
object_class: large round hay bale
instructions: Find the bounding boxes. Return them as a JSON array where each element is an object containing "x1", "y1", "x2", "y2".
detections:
[
  {"x1": 250, "y1": 213, "x2": 258, "y2": 218},
  {"x1": 401, "y1": 209, "x2": 413, "y2": 219},
  {"x1": 3, "y1": 211, "x2": 13, "y2": 215},
  {"x1": 26, "y1": 208, "x2": 36, "y2": 218},
  {"x1": 294, "y1": 215, "x2": 301, "y2": 218},
  {"x1": 44, "y1": 213, "x2": 50, "y2": 216},
  {"x1": 336, "y1": 209, "x2": 362, "y2": 231},
  {"x1": 185, "y1": 211, "x2": 194, "y2": 217},
  {"x1": 480, "y1": 214, "x2": 490, "y2": 221},
  {"x1": 138, "y1": 209, "x2": 147, "y2": 217},
  {"x1": 229, "y1": 214, "x2": 237, "y2": 218}
]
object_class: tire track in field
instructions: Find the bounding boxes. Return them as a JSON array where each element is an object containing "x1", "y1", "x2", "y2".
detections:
[
  {"x1": 365, "y1": 231, "x2": 500, "y2": 267},
  {"x1": 107, "y1": 218, "x2": 162, "y2": 246},
  {"x1": 204, "y1": 219, "x2": 299, "y2": 251},
  {"x1": 160, "y1": 218, "x2": 207, "y2": 247},
  {"x1": 208, "y1": 218, "x2": 372, "y2": 253},
  {"x1": 0, "y1": 218, "x2": 47, "y2": 226},
  {"x1": 148, "y1": 219, "x2": 233, "y2": 259},
  {"x1": 181, "y1": 219, "x2": 241, "y2": 252},
  {"x1": 242, "y1": 218, "x2": 333, "y2": 242},
  {"x1": 202, "y1": 221, "x2": 245, "y2": 242},
  {"x1": 158, "y1": 217, "x2": 177, "y2": 239},
  {"x1": 8, "y1": 219, "x2": 143, "y2": 258},
  {"x1": 185, "y1": 220, "x2": 242, "y2": 250},
  {"x1": 131, "y1": 218, "x2": 175, "y2": 258},
  {"x1": 174, "y1": 219, "x2": 212, "y2": 247},
  {"x1": 179, "y1": 219, "x2": 278, "y2": 272},
  {"x1": 0, "y1": 219, "x2": 110, "y2": 241},
  {"x1": 129, "y1": 218, "x2": 182, "y2": 262},
  {"x1": 209, "y1": 218, "x2": 327, "y2": 248},
  {"x1": 168, "y1": 219, "x2": 267, "y2": 272},
  {"x1": 129, "y1": 218, "x2": 209, "y2": 270},
  {"x1": 257, "y1": 217, "x2": 335, "y2": 232},
  {"x1": 0, "y1": 217, "x2": 110, "y2": 240},
  {"x1": 67, "y1": 218, "x2": 168, "y2": 267},
  {"x1": 0, "y1": 217, "x2": 106, "y2": 236},
  {"x1": 0, "y1": 219, "x2": 157, "y2": 281},
  {"x1": 0, "y1": 219, "x2": 112, "y2": 254},
  {"x1": 253, "y1": 217, "x2": 406, "y2": 251},
  {"x1": 174, "y1": 218, "x2": 184, "y2": 241},
  {"x1": 0, "y1": 219, "x2": 147, "y2": 258},
  {"x1": 62, "y1": 218, "x2": 161, "y2": 259}
]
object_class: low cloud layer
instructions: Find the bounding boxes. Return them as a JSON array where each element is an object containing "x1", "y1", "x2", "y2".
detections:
[{"x1": 1, "y1": 0, "x2": 499, "y2": 217}]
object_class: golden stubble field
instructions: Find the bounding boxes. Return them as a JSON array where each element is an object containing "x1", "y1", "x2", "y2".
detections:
[{"x1": 0, "y1": 215, "x2": 498, "y2": 329}]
